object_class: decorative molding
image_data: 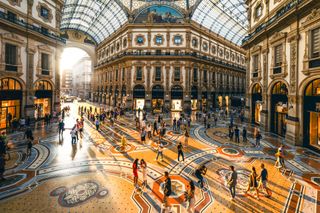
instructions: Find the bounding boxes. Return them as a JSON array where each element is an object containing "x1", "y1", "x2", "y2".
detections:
[
  {"x1": 302, "y1": 9, "x2": 320, "y2": 27},
  {"x1": 269, "y1": 32, "x2": 287, "y2": 44},
  {"x1": 172, "y1": 34, "x2": 184, "y2": 46},
  {"x1": 289, "y1": 37, "x2": 297, "y2": 94},
  {"x1": 134, "y1": 34, "x2": 146, "y2": 46},
  {"x1": 7, "y1": 0, "x2": 22, "y2": 7}
]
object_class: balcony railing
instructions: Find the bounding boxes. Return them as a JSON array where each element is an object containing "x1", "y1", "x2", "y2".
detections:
[
  {"x1": 97, "y1": 51, "x2": 246, "y2": 72},
  {"x1": 242, "y1": 0, "x2": 303, "y2": 44},
  {"x1": 0, "y1": 11, "x2": 65, "y2": 43}
]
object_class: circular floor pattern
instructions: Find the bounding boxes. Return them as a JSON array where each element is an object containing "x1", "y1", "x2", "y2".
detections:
[
  {"x1": 216, "y1": 146, "x2": 244, "y2": 158},
  {"x1": 110, "y1": 144, "x2": 136, "y2": 154},
  {"x1": 50, "y1": 181, "x2": 108, "y2": 207}
]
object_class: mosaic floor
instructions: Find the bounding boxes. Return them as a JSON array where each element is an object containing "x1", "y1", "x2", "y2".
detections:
[{"x1": 0, "y1": 102, "x2": 319, "y2": 213}]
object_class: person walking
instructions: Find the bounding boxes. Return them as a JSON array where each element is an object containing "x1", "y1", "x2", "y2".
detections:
[
  {"x1": 58, "y1": 120, "x2": 65, "y2": 137},
  {"x1": 173, "y1": 118, "x2": 177, "y2": 132},
  {"x1": 140, "y1": 159, "x2": 148, "y2": 190},
  {"x1": 229, "y1": 125, "x2": 234, "y2": 141},
  {"x1": 255, "y1": 130, "x2": 262, "y2": 147},
  {"x1": 147, "y1": 123, "x2": 152, "y2": 140},
  {"x1": 70, "y1": 126, "x2": 77, "y2": 145},
  {"x1": 234, "y1": 126, "x2": 240, "y2": 143},
  {"x1": 245, "y1": 166, "x2": 260, "y2": 200},
  {"x1": 95, "y1": 119, "x2": 100, "y2": 131},
  {"x1": 26, "y1": 138, "x2": 33, "y2": 156},
  {"x1": 242, "y1": 127, "x2": 247, "y2": 142},
  {"x1": 141, "y1": 128, "x2": 146, "y2": 144},
  {"x1": 186, "y1": 180, "x2": 195, "y2": 213},
  {"x1": 24, "y1": 127, "x2": 33, "y2": 140},
  {"x1": 184, "y1": 130, "x2": 189, "y2": 147},
  {"x1": 133, "y1": 158, "x2": 139, "y2": 188},
  {"x1": 155, "y1": 142, "x2": 164, "y2": 161},
  {"x1": 228, "y1": 165, "x2": 237, "y2": 200},
  {"x1": 153, "y1": 120, "x2": 158, "y2": 136},
  {"x1": 163, "y1": 171, "x2": 172, "y2": 208},
  {"x1": 258, "y1": 163, "x2": 272, "y2": 197},
  {"x1": 177, "y1": 142, "x2": 184, "y2": 162},
  {"x1": 195, "y1": 165, "x2": 207, "y2": 188},
  {"x1": 275, "y1": 145, "x2": 286, "y2": 169}
]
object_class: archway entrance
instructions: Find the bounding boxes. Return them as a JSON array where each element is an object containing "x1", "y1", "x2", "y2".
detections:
[
  {"x1": 152, "y1": 85, "x2": 164, "y2": 113},
  {"x1": 171, "y1": 85, "x2": 183, "y2": 111},
  {"x1": 60, "y1": 47, "x2": 92, "y2": 100},
  {"x1": 251, "y1": 84, "x2": 262, "y2": 124},
  {"x1": 34, "y1": 80, "x2": 53, "y2": 118},
  {"x1": 0, "y1": 78, "x2": 22, "y2": 129},
  {"x1": 270, "y1": 82, "x2": 288, "y2": 136},
  {"x1": 133, "y1": 85, "x2": 145, "y2": 110},
  {"x1": 191, "y1": 86, "x2": 198, "y2": 111},
  {"x1": 304, "y1": 79, "x2": 320, "y2": 150}
]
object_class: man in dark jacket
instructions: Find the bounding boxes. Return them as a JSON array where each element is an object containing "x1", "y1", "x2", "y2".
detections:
[{"x1": 163, "y1": 171, "x2": 171, "y2": 208}]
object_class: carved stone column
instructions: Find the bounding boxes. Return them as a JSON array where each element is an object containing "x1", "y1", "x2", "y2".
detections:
[
  {"x1": 285, "y1": 33, "x2": 301, "y2": 145},
  {"x1": 165, "y1": 63, "x2": 170, "y2": 108},
  {"x1": 260, "y1": 50, "x2": 269, "y2": 131},
  {"x1": 25, "y1": 46, "x2": 36, "y2": 118},
  {"x1": 145, "y1": 63, "x2": 151, "y2": 112},
  {"x1": 126, "y1": 63, "x2": 133, "y2": 109}
]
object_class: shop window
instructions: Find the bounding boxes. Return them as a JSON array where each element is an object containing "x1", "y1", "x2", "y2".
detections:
[
  {"x1": 5, "y1": 43, "x2": 17, "y2": 72},
  {"x1": 174, "y1": 36, "x2": 182, "y2": 45},
  {"x1": 193, "y1": 68, "x2": 198, "y2": 82},
  {"x1": 155, "y1": 50, "x2": 162, "y2": 55},
  {"x1": 155, "y1": 67, "x2": 161, "y2": 81},
  {"x1": 174, "y1": 67, "x2": 180, "y2": 81},
  {"x1": 305, "y1": 79, "x2": 320, "y2": 96},
  {"x1": 41, "y1": 53, "x2": 50, "y2": 75},
  {"x1": 203, "y1": 70, "x2": 207, "y2": 82},
  {"x1": 136, "y1": 67, "x2": 143, "y2": 81},
  {"x1": 274, "y1": 44, "x2": 283, "y2": 74}
]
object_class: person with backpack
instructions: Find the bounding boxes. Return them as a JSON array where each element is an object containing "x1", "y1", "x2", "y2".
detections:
[
  {"x1": 177, "y1": 142, "x2": 184, "y2": 162},
  {"x1": 195, "y1": 165, "x2": 207, "y2": 188},
  {"x1": 58, "y1": 120, "x2": 65, "y2": 137},
  {"x1": 141, "y1": 128, "x2": 146, "y2": 144},
  {"x1": 26, "y1": 138, "x2": 33, "y2": 156}
]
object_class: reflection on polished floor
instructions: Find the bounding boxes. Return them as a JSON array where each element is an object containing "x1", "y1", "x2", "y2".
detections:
[{"x1": 0, "y1": 102, "x2": 319, "y2": 213}]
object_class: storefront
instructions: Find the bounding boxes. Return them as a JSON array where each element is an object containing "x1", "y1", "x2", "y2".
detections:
[
  {"x1": 304, "y1": 79, "x2": 320, "y2": 150},
  {"x1": 251, "y1": 84, "x2": 262, "y2": 124},
  {"x1": 109, "y1": 86, "x2": 113, "y2": 106},
  {"x1": 217, "y1": 95, "x2": 223, "y2": 108},
  {"x1": 152, "y1": 85, "x2": 164, "y2": 113},
  {"x1": 114, "y1": 86, "x2": 119, "y2": 107},
  {"x1": 133, "y1": 85, "x2": 145, "y2": 110},
  {"x1": 191, "y1": 86, "x2": 198, "y2": 111},
  {"x1": 0, "y1": 78, "x2": 22, "y2": 129},
  {"x1": 34, "y1": 80, "x2": 53, "y2": 119},
  {"x1": 121, "y1": 85, "x2": 127, "y2": 106},
  {"x1": 270, "y1": 82, "x2": 288, "y2": 136},
  {"x1": 201, "y1": 91, "x2": 207, "y2": 111},
  {"x1": 171, "y1": 85, "x2": 183, "y2": 111}
]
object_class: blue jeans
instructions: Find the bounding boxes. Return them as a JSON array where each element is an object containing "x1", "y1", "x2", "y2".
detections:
[
  {"x1": 229, "y1": 184, "x2": 236, "y2": 198},
  {"x1": 195, "y1": 172, "x2": 204, "y2": 188},
  {"x1": 156, "y1": 151, "x2": 163, "y2": 160}
]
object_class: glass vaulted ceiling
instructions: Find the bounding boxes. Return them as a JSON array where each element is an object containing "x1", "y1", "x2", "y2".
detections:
[
  {"x1": 192, "y1": 0, "x2": 248, "y2": 45},
  {"x1": 60, "y1": 0, "x2": 128, "y2": 44},
  {"x1": 60, "y1": 0, "x2": 248, "y2": 46}
]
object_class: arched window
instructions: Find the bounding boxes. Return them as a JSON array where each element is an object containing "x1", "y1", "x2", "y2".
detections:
[
  {"x1": 0, "y1": 78, "x2": 21, "y2": 90},
  {"x1": 252, "y1": 84, "x2": 261, "y2": 94},
  {"x1": 272, "y1": 82, "x2": 287, "y2": 95},
  {"x1": 305, "y1": 79, "x2": 320, "y2": 96},
  {"x1": 34, "y1": 80, "x2": 52, "y2": 91}
]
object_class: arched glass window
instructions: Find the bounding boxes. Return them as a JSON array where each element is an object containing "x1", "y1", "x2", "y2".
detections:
[
  {"x1": 34, "y1": 80, "x2": 52, "y2": 91},
  {"x1": 0, "y1": 78, "x2": 21, "y2": 90},
  {"x1": 252, "y1": 84, "x2": 261, "y2": 94},
  {"x1": 272, "y1": 82, "x2": 287, "y2": 95},
  {"x1": 305, "y1": 79, "x2": 320, "y2": 96}
]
